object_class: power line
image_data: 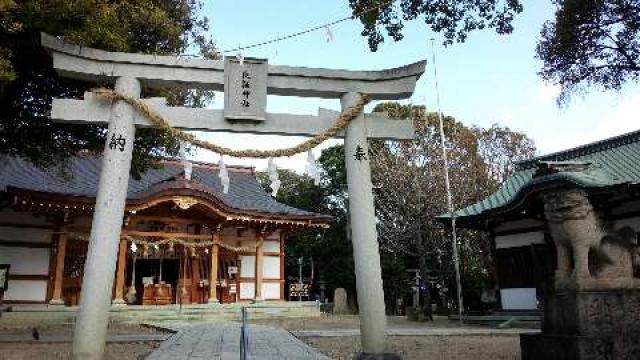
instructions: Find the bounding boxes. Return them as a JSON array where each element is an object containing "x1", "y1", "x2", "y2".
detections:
[{"x1": 220, "y1": 0, "x2": 399, "y2": 54}]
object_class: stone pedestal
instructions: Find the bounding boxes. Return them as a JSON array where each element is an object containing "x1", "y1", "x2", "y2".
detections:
[{"x1": 521, "y1": 290, "x2": 640, "y2": 360}]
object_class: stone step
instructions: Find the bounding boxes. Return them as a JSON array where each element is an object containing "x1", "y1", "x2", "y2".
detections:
[{"x1": 2, "y1": 303, "x2": 321, "y2": 324}]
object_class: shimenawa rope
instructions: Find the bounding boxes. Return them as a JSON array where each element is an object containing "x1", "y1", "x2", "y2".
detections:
[
  {"x1": 122, "y1": 235, "x2": 264, "y2": 253},
  {"x1": 92, "y1": 88, "x2": 370, "y2": 159}
]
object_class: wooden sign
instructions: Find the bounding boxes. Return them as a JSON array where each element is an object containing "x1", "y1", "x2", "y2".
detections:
[
  {"x1": 224, "y1": 57, "x2": 268, "y2": 121},
  {"x1": 289, "y1": 282, "x2": 310, "y2": 297}
]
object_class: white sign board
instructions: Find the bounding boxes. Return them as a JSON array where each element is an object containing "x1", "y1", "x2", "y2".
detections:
[
  {"x1": 224, "y1": 57, "x2": 267, "y2": 121},
  {"x1": 500, "y1": 288, "x2": 538, "y2": 310}
]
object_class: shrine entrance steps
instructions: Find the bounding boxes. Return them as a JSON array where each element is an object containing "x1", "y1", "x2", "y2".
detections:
[{"x1": 0, "y1": 302, "x2": 322, "y2": 325}]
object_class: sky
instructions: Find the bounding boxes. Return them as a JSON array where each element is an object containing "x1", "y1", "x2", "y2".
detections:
[{"x1": 190, "y1": 0, "x2": 640, "y2": 172}]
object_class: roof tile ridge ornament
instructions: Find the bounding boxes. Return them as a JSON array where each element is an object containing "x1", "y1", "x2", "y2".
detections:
[
  {"x1": 515, "y1": 129, "x2": 640, "y2": 171},
  {"x1": 533, "y1": 160, "x2": 594, "y2": 178}
]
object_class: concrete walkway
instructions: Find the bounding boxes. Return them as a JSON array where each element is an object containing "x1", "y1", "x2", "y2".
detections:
[{"x1": 146, "y1": 323, "x2": 329, "y2": 360}]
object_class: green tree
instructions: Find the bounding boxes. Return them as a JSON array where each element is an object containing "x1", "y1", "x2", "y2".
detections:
[
  {"x1": 537, "y1": 0, "x2": 640, "y2": 103},
  {"x1": 351, "y1": 0, "x2": 640, "y2": 102},
  {"x1": 472, "y1": 124, "x2": 537, "y2": 185},
  {"x1": 0, "y1": 1, "x2": 215, "y2": 176},
  {"x1": 257, "y1": 160, "x2": 356, "y2": 304},
  {"x1": 349, "y1": 0, "x2": 523, "y2": 51},
  {"x1": 370, "y1": 102, "x2": 536, "y2": 312},
  {"x1": 258, "y1": 105, "x2": 536, "y2": 313}
]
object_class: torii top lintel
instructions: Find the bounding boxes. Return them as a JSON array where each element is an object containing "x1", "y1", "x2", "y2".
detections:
[{"x1": 41, "y1": 33, "x2": 426, "y2": 101}]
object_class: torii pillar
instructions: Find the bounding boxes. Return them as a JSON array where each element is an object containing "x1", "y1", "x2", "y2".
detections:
[
  {"x1": 342, "y1": 92, "x2": 386, "y2": 352},
  {"x1": 42, "y1": 33, "x2": 425, "y2": 359}
]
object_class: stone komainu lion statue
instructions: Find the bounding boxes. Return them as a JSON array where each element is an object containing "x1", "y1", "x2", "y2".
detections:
[{"x1": 543, "y1": 188, "x2": 640, "y2": 290}]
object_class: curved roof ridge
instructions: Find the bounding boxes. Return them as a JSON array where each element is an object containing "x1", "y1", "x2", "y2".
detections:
[{"x1": 0, "y1": 154, "x2": 330, "y2": 222}]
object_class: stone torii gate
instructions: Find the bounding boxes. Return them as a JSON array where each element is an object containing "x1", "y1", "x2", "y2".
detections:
[{"x1": 42, "y1": 33, "x2": 425, "y2": 359}]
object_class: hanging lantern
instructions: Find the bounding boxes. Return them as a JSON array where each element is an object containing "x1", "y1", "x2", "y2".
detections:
[
  {"x1": 218, "y1": 156, "x2": 230, "y2": 194},
  {"x1": 167, "y1": 242, "x2": 175, "y2": 256},
  {"x1": 305, "y1": 150, "x2": 321, "y2": 185},
  {"x1": 130, "y1": 242, "x2": 138, "y2": 254},
  {"x1": 142, "y1": 245, "x2": 149, "y2": 258},
  {"x1": 190, "y1": 246, "x2": 197, "y2": 258},
  {"x1": 267, "y1": 158, "x2": 281, "y2": 197}
]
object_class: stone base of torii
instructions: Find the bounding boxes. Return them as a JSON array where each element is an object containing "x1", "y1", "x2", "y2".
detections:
[{"x1": 41, "y1": 33, "x2": 425, "y2": 359}]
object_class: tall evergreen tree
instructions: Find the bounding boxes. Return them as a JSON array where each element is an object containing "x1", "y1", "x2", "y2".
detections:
[{"x1": 0, "y1": 1, "x2": 215, "y2": 176}]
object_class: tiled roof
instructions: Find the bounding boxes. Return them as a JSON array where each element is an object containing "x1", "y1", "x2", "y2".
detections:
[
  {"x1": 440, "y1": 129, "x2": 640, "y2": 222},
  {"x1": 0, "y1": 154, "x2": 329, "y2": 220}
]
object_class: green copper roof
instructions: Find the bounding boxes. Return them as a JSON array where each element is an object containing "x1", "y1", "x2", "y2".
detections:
[{"x1": 440, "y1": 130, "x2": 640, "y2": 222}]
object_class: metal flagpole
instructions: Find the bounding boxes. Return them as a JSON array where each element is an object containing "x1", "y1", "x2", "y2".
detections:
[{"x1": 430, "y1": 38, "x2": 464, "y2": 324}]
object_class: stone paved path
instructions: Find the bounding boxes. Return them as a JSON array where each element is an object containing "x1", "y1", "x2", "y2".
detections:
[{"x1": 146, "y1": 323, "x2": 330, "y2": 360}]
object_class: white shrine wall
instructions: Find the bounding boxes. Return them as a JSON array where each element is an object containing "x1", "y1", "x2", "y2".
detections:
[
  {"x1": 0, "y1": 209, "x2": 54, "y2": 303},
  {"x1": 4, "y1": 280, "x2": 49, "y2": 302},
  {"x1": 0, "y1": 247, "x2": 50, "y2": 275},
  {"x1": 235, "y1": 230, "x2": 283, "y2": 301}
]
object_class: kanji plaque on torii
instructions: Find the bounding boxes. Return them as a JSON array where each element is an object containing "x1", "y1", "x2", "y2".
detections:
[
  {"x1": 224, "y1": 57, "x2": 268, "y2": 121},
  {"x1": 42, "y1": 33, "x2": 425, "y2": 359}
]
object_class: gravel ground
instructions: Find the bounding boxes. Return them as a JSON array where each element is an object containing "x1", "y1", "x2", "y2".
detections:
[
  {"x1": 0, "y1": 321, "x2": 164, "y2": 359},
  {"x1": 305, "y1": 335, "x2": 521, "y2": 360},
  {"x1": 0, "y1": 321, "x2": 163, "y2": 336},
  {"x1": 0, "y1": 342, "x2": 159, "y2": 360},
  {"x1": 249, "y1": 315, "x2": 472, "y2": 331}
]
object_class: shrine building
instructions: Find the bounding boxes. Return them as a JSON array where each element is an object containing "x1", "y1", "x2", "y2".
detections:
[
  {"x1": 439, "y1": 130, "x2": 640, "y2": 311},
  {"x1": 0, "y1": 154, "x2": 330, "y2": 306}
]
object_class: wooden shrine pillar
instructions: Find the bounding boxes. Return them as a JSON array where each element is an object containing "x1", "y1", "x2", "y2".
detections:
[
  {"x1": 112, "y1": 239, "x2": 128, "y2": 304},
  {"x1": 208, "y1": 231, "x2": 220, "y2": 304},
  {"x1": 191, "y1": 252, "x2": 201, "y2": 303},
  {"x1": 49, "y1": 226, "x2": 68, "y2": 305},
  {"x1": 254, "y1": 232, "x2": 265, "y2": 302}
]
